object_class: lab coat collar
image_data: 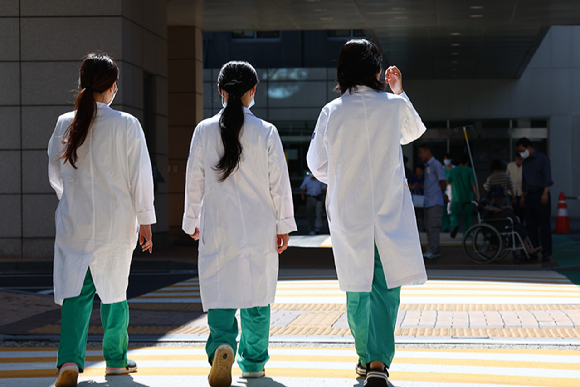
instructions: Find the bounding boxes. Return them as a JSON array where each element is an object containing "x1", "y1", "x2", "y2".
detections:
[
  {"x1": 96, "y1": 102, "x2": 111, "y2": 109},
  {"x1": 353, "y1": 85, "x2": 378, "y2": 93},
  {"x1": 218, "y1": 106, "x2": 255, "y2": 116}
]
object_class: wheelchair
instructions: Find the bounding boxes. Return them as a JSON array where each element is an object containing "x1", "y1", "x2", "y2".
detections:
[{"x1": 462, "y1": 199, "x2": 535, "y2": 264}]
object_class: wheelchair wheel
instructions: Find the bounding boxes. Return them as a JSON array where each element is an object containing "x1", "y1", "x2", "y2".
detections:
[{"x1": 463, "y1": 224, "x2": 502, "y2": 264}]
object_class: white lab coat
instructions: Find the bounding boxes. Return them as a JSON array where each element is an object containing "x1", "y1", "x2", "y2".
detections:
[
  {"x1": 183, "y1": 107, "x2": 297, "y2": 311},
  {"x1": 307, "y1": 86, "x2": 427, "y2": 291},
  {"x1": 48, "y1": 102, "x2": 156, "y2": 305}
]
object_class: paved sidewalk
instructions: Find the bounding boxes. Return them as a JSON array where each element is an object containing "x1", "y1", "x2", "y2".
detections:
[{"x1": 3, "y1": 269, "x2": 579, "y2": 343}]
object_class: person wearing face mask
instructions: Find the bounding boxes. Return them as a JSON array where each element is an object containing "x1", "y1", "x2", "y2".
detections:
[
  {"x1": 48, "y1": 53, "x2": 155, "y2": 386},
  {"x1": 516, "y1": 137, "x2": 553, "y2": 262},
  {"x1": 183, "y1": 61, "x2": 296, "y2": 387}
]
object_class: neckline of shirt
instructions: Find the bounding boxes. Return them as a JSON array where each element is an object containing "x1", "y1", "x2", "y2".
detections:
[{"x1": 96, "y1": 102, "x2": 111, "y2": 109}]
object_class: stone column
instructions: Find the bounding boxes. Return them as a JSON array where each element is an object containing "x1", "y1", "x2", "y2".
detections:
[
  {"x1": 0, "y1": 0, "x2": 169, "y2": 257},
  {"x1": 167, "y1": 26, "x2": 204, "y2": 237}
]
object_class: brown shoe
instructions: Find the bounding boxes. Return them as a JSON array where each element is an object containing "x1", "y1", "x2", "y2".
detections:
[
  {"x1": 208, "y1": 344, "x2": 235, "y2": 387},
  {"x1": 55, "y1": 363, "x2": 78, "y2": 387}
]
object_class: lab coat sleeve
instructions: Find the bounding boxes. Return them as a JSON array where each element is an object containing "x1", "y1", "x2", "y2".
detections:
[
  {"x1": 182, "y1": 126, "x2": 205, "y2": 235},
  {"x1": 127, "y1": 118, "x2": 156, "y2": 225},
  {"x1": 398, "y1": 92, "x2": 427, "y2": 145},
  {"x1": 47, "y1": 118, "x2": 64, "y2": 200},
  {"x1": 306, "y1": 107, "x2": 329, "y2": 184},
  {"x1": 268, "y1": 127, "x2": 298, "y2": 235}
]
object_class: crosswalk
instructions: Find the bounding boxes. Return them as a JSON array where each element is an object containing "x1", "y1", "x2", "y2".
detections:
[
  {"x1": 129, "y1": 270, "x2": 580, "y2": 305},
  {"x1": 1, "y1": 346, "x2": 579, "y2": 387}
]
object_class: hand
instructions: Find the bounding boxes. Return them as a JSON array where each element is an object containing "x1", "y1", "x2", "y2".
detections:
[
  {"x1": 190, "y1": 227, "x2": 200, "y2": 240},
  {"x1": 520, "y1": 196, "x2": 525, "y2": 208},
  {"x1": 139, "y1": 224, "x2": 153, "y2": 253},
  {"x1": 277, "y1": 233, "x2": 289, "y2": 254},
  {"x1": 301, "y1": 194, "x2": 305, "y2": 201},
  {"x1": 541, "y1": 192, "x2": 549, "y2": 206},
  {"x1": 385, "y1": 66, "x2": 404, "y2": 95}
]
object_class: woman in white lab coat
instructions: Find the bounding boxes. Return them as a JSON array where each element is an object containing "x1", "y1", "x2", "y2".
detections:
[
  {"x1": 307, "y1": 40, "x2": 427, "y2": 387},
  {"x1": 183, "y1": 61, "x2": 296, "y2": 387},
  {"x1": 48, "y1": 53, "x2": 155, "y2": 387}
]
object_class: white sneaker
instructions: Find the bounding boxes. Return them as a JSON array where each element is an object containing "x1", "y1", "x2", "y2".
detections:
[
  {"x1": 105, "y1": 359, "x2": 138, "y2": 375},
  {"x1": 242, "y1": 369, "x2": 265, "y2": 378},
  {"x1": 55, "y1": 363, "x2": 78, "y2": 387},
  {"x1": 208, "y1": 344, "x2": 235, "y2": 387}
]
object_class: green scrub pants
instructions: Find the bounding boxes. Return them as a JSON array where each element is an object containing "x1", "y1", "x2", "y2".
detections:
[
  {"x1": 442, "y1": 203, "x2": 451, "y2": 232},
  {"x1": 57, "y1": 269, "x2": 129, "y2": 372},
  {"x1": 449, "y1": 201, "x2": 473, "y2": 233},
  {"x1": 206, "y1": 306, "x2": 270, "y2": 373},
  {"x1": 346, "y1": 245, "x2": 401, "y2": 368}
]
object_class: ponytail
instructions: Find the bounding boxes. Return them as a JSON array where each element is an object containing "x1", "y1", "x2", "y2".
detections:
[
  {"x1": 214, "y1": 61, "x2": 259, "y2": 182},
  {"x1": 60, "y1": 53, "x2": 118, "y2": 169}
]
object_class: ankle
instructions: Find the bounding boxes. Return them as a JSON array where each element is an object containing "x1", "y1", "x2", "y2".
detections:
[{"x1": 368, "y1": 360, "x2": 386, "y2": 370}]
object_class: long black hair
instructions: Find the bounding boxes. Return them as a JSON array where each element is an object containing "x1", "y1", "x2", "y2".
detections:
[
  {"x1": 60, "y1": 53, "x2": 118, "y2": 168},
  {"x1": 335, "y1": 39, "x2": 384, "y2": 95},
  {"x1": 215, "y1": 61, "x2": 259, "y2": 182}
]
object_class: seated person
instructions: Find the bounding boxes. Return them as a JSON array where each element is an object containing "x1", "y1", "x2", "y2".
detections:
[
  {"x1": 481, "y1": 199, "x2": 541, "y2": 254},
  {"x1": 484, "y1": 159, "x2": 515, "y2": 208}
]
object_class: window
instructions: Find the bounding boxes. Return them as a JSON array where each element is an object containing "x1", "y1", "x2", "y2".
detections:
[
  {"x1": 231, "y1": 31, "x2": 281, "y2": 40},
  {"x1": 327, "y1": 29, "x2": 366, "y2": 39}
]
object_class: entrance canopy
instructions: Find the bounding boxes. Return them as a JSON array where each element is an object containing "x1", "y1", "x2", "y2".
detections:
[{"x1": 167, "y1": 0, "x2": 580, "y2": 79}]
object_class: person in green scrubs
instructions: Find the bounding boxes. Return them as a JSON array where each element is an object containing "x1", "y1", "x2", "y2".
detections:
[{"x1": 447, "y1": 154, "x2": 479, "y2": 238}]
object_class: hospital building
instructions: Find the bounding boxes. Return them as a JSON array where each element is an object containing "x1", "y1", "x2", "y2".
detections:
[{"x1": 1, "y1": 0, "x2": 579, "y2": 257}]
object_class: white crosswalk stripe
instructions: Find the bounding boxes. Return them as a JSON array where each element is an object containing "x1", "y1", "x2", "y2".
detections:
[
  {"x1": 1, "y1": 347, "x2": 579, "y2": 387},
  {"x1": 129, "y1": 270, "x2": 580, "y2": 305}
]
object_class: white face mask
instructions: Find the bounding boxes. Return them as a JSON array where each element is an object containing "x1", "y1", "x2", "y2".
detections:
[
  {"x1": 444, "y1": 159, "x2": 451, "y2": 166},
  {"x1": 520, "y1": 149, "x2": 530, "y2": 159},
  {"x1": 108, "y1": 84, "x2": 117, "y2": 107}
]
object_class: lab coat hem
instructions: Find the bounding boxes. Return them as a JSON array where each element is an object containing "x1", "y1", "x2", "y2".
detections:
[
  {"x1": 137, "y1": 210, "x2": 157, "y2": 225},
  {"x1": 386, "y1": 273, "x2": 428, "y2": 289},
  {"x1": 277, "y1": 218, "x2": 298, "y2": 235},
  {"x1": 182, "y1": 215, "x2": 200, "y2": 235}
]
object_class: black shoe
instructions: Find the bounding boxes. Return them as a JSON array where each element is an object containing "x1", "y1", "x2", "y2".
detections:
[
  {"x1": 450, "y1": 225, "x2": 459, "y2": 239},
  {"x1": 356, "y1": 362, "x2": 366, "y2": 377},
  {"x1": 364, "y1": 367, "x2": 389, "y2": 387},
  {"x1": 541, "y1": 255, "x2": 552, "y2": 262}
]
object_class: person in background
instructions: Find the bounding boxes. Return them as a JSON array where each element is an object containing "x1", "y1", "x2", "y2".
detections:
[
  {"x1": 447, "y1": 154, "x2": 479, "y2": 239},
  {"x1": 48, "y1": 53, "x2": 155, "y2": 387},
  {"x1": 403, "y1": 155, "x2": 412, "y2": 179},
  {"x1": 408, "y1": 165, "x2": 425, "y2": 231},
  {"x1": 442, "y1": 153, "x2": 455, "y2": 232},
  {"x1": 418, "y1": 144, "x2": 447, "y2": 259},
  {"x1": 506, "y1": 154, "x2": 525, "y2": 221},
  {"x1": 307, "y1": 39, "x2": 427, "y2": 387},
  {"x1": 183, "y1": 61, "x2": 297, "y2": 387},
  {"x1": 484, "y1": 159, "x2": 515, "y2": 208},
  {"x1": 300, "y1": 173, "x2": 327, "y2": 235},
  {"x1": 516, "y1": 137, "x2": 553, "y2": 262}
]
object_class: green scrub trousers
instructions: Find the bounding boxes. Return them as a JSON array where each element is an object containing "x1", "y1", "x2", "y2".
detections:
[
  {"x1": 206, "y1": 306, "x2": 271, "y2": 373},
  {"x1": 449, "y1": 201, "x2": 473, "y2": 232},
  {"x1": 57, "y1": 269, "x2": 129, "y2": 372},
  {"x1": 346, "y1": 245, "x2": 401, "y2": 368}
]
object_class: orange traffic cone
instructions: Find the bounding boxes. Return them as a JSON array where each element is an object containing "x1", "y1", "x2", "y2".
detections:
[{"x1": 555, "y1": 192, "x2": 571, "y2": 234}]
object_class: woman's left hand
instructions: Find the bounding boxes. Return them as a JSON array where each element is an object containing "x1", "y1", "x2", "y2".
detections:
[
  {"x1": 385, "y1": 66, "x2": 404, "y2": 95},
  {"x1": 139, "y1": 224, "x2": 153, "y2": 253},
  {"x1": 277, "y1": 234, "x2": 289, "y2": 254},
  {"x1": 190, "y1": 228, "x2": 200, "y2": 240}
]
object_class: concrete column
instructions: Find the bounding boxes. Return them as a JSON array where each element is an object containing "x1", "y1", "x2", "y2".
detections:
[
  {"x1": 0, "y1": 0, "x2": 169, "y2": 257},
  {"x1": 167, "y1": 26, "x2": 204, "y2": 236}
]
